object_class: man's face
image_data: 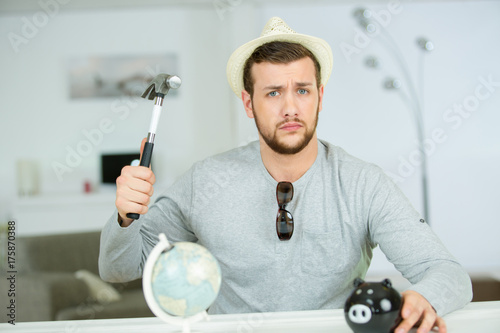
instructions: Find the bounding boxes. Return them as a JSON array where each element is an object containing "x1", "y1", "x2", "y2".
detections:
[{"x1": 242, "y1": 57, "x2": 324, "y2": 155}]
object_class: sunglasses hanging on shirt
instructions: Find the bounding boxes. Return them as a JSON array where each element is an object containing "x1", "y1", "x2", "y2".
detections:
[{"x1": 276, "y1": 181, "x2": 294, "y2": 241}]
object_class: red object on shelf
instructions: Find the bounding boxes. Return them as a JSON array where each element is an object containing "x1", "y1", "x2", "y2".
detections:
[{"x1": 84, "y1": 181, "x2": 91, "y2": 193}]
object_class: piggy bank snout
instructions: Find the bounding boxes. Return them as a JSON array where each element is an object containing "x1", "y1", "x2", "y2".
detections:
[{"x1": 347, "y1": 304, "x2": 372, "y2": 324}]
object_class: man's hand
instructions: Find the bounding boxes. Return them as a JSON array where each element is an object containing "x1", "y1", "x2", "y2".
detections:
[
  {"x1": 115, "y1": 138, "x2": 156, "y2": 227},
  {"x1": 395, "y1": 290, "x2": 446, "y2": 333}
]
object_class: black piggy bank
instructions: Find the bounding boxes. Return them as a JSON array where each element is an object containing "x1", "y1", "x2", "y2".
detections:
[{"x1": 344, "y1": 278, "x2": 402, "y2": 333}]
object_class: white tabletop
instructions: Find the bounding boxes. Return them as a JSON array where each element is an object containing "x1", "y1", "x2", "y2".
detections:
[{"x1": 2, "y1": 301, "x2": 499, "y2": 333}]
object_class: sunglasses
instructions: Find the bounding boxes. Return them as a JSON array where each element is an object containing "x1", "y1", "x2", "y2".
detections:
[{"x1": 276, "y1": 181, "x2": 294, "y2": 241}]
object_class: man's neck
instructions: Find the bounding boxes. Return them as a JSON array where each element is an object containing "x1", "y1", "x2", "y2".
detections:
[{"x1": 260, "y1": 134, "x2": 319, "y2": 183}]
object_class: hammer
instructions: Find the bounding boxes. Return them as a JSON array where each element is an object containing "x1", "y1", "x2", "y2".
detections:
[{"x1": 126, "y1": 74, "x2": 181, "y2": 220}]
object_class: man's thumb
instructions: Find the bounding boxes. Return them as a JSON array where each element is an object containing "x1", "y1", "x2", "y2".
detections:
[{"x1": 139, "y1": 138, "x2": 147, "y2": 161}]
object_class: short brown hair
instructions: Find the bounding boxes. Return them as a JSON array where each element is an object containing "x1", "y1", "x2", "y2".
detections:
[{"x1": 243, "y1": 41, "x2": 322, "y2": 97}]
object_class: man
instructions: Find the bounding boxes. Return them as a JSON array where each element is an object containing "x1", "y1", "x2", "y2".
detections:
[{"x1": 99, "y1": 17, "x2": 472, "y2": 333}]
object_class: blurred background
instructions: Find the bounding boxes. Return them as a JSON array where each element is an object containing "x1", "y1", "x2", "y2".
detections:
[{"x1": 0, "y1": 0, "x2": 499, "y2": 322}]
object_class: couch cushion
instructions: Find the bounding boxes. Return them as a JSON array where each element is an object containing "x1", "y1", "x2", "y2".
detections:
[
  {"x1": 75, "y1": 269, "x2": 122, "y2": 304},
  {"x1": 11, "y1": 272, "x2": 90, "y2": 322},
  {"x1": 19, "y1": 231, "x2": 101, "y2": 274}
]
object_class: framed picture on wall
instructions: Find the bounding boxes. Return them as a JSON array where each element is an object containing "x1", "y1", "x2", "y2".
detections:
[{"x1": 67, "y1": 54, "x2": 178, "y2": 99}]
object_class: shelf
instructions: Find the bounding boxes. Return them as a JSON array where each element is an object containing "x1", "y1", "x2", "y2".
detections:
[{"x1": 13, "y1": 192, "x2": 116, "y2": 208}]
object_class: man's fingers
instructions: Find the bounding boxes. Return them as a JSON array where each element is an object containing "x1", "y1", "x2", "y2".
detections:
[
  {"x1": 116, "y1": 198, "x2": 149, "y2": 216},
  {"x1": 416, "y1": 309, "x2": 437, "y2": 333},
  {"x1": 117, "y1": 186, "x2": 151, "y2": 206},
  {"x1": 401, "y1": 299, "x2": 414, "y2": 319},
  {"x1": 116, "y1": 174, "x2": 153, "y2": 198},
  {"x1": 396, "y1": 309, "x2": 423, "y2": 333},
  {"x1": 434, "y1": 316, "x2": 447, "y2": 333},
  {"x1": 123, "y1": 176, "x2": 154, "y2": 196},
  {"x1": 396, "y1": 291, "x2": 446, "y2": 333},
  {"x1": 116, "y1": 184, "x2": 151, "y2": 211},
  {"x1": 396, "y1": 291, "x2": 423, "y2": 333},
  {"x1": 114, "y1": 151, "x2": 157, "y2": 225},
  {"x1": 416, "y1": 312, "x2": 446, "y2": 333},
  {"x1": 120, "y1": 165, "x2": 155, "y2": 184},
  {"x1": 115, "y1": 163, "x2": 155, "y2": 222}
]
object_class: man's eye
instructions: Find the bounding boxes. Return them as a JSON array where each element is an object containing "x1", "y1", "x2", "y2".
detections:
[
  {"x1": 298, "y1": 89, "x2": 308, "y2": 95},
  {"x1": 269, "y1": 91, "x2": 279, "y2": 97}
]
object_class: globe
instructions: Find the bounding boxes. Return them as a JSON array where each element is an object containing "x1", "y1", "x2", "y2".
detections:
[
  {"x1": 151, "y1": 242, "x2": 221, "y2": 317},
  {"x1": 143, "y1": 234, "x2": 221, "y2": 331}
]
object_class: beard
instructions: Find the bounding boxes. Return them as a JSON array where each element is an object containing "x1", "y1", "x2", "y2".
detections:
[{"x1": 252, "y1": 105, "x2": 320, "y2": 155}]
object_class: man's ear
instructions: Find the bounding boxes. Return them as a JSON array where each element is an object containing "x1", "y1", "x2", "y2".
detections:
[
  {"x1": 318, "y1": 84, "x2": 324, "y2": 113},
  {"x1": 241, "y1": 90, "x2": 254, "y2": 119}
]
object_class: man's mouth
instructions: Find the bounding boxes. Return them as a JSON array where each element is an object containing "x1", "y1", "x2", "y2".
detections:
[{"x1": 279, "y1": 121, "x2": 303, "y2": 131}]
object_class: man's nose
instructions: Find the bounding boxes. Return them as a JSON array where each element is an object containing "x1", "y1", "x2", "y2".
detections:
[{"x1": 282, "y1": 92, "x2": 298, "y2": 118}]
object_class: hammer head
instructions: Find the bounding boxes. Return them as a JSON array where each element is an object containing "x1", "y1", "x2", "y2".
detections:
[{"x1": 142, "y1": 74, "x2": 182, "y2": 100}]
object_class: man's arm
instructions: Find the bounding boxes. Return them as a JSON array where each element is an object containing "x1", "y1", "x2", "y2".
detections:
[
  {"x1": 98, "y1": 140, "x2": 197, "y2": 282},
  {"x1": 98, "y1": 210, "x2": 147, "y2": 282},
  {"x1": 98, "y1": 138, "x2": 156, "y2": 282},
  {"x1": 365, "y1": 167, "x2": 472, "y2": 332},
  {"x1": 99, "y1": 171, "x2": 198, "y2": 282}
]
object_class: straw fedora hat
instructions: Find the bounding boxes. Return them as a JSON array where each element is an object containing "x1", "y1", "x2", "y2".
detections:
[{"x1": 226, "y1": 16, "x2": 333, "y2": 99}]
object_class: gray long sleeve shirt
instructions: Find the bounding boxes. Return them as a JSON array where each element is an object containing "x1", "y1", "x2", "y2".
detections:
[{"x1": 99, "y1": 140, "x2": 472, "y2": 316}]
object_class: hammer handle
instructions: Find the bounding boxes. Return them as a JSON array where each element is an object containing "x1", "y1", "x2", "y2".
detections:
[{"x1": 126, "y1": 142, "x2": 154, "y2": 220}]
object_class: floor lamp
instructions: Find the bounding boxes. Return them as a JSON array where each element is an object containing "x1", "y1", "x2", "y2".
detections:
[{"x1": 353, "y1": 8, "x2": 434, "y2": 223}]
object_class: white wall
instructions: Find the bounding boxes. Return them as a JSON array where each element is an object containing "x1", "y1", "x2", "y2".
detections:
[
  {"x1": 0, "y1": 5, "x2": 237, "y2": 230},
  {"x1": 1, "y1": 1, "x2": 499, "y2": 274}
]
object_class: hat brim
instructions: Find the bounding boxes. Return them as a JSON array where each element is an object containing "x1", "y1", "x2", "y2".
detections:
[{"x1": 226, "y1": 32, "x2": 333, "y2": 99}]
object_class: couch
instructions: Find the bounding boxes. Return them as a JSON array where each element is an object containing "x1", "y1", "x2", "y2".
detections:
[{"x1": 0, "y1": 230, "x2": 153, "y2": 322}]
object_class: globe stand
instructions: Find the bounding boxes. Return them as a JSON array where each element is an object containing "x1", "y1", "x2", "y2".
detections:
[{"x1": 142, "y1": 233, "x2": 211, "y2": 333}]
